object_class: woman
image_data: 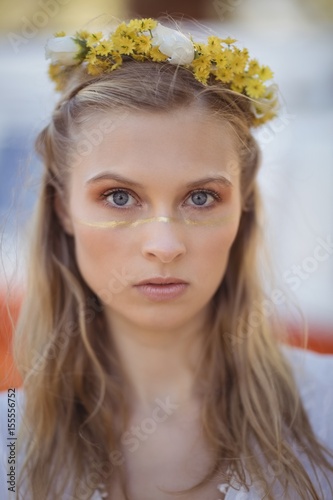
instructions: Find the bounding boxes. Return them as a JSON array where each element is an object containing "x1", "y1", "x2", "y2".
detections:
[{"x1": 1, "y1": 17, "x2": 333, "y2": 499}]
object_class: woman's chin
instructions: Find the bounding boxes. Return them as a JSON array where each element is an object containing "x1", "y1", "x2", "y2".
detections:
[{"x1": 104, "y1": 299, "x2": 210, "y2": 336}]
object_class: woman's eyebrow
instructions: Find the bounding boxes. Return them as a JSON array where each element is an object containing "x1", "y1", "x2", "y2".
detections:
[
  {"x1": 186, "y1": 175, "x2": 233, "y2": 188},
  {"x1": 86, "y1": 171, "x2": 233, "y2": 188},
  {"x1": 86, "y1": 171, "x2": 144, "y2": 188}
]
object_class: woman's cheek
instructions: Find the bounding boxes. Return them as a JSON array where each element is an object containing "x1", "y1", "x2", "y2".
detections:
[
  {"x1": 72, "y1": 227, "x2": 119, "y2": 288},
  {"x1": 202, "y1": 221, "x2": 240, "y2": 277}
]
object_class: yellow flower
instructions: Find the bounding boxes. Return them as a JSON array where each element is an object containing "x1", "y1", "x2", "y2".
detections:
[
  {"x1": 107, "y1": 53, "x2": 123, "y2": 71},
  {"x1": 149, "y1": 46, "x2": 168, "y2": 62},
  {"x1": 221, "y1": 37, "x2": 237, "y2": 45},
  {"x1": 98, "y1": 60, "x2": 111, "y2": 71},
  {"x1": 86, "y1": 58, "x2": 110, "y2": 76},
  {"x1": 202, "y1": 46, "x2": 213, "y2": 59},
  {"x1": 245, "y1": 78, "x2": 266, "y2": 99},
  {"x1": 141, "y1": 18, "x2": 157, "y2": 31},
  {"x1": 48, "y1": 63, "x2": 61, "y2": 79},
  {"x1": 235, "y1": 48, "x2": 249, "y2": 66},
  {"x1": 249, "y1": 83, "x2": 279, "y2": 121},
  {"x1": 127, "y1": 19, "x2": 145, "y2": 32},
  {"x1": 223, "y1": 48, "x2": 234, "y2": 64},
  {"x1": 230, "y1": 83, "x2": 242, "y2": 93},
  {"x1": 131, "y1": 53, "x2": 146, "y2": 61},
  {"x1": 45, "y1": 19, "x2": 278, "y2": 127},
  {"x1": 241, "y1": 48, "x2": 249, "y2": 61},
  {"x1": 192, "y1": 54, "x2": 211, "y2": 69},
  {"x1": 76, "y1": 30, "x2": 90, "y2": 40},
  {"x1": 215, "y1": 67, "x2": 234, "y2": 83},
  {"x1": 258, "y1": 65, "x2": 273, "y2": 81},
  {"x1": 247, "y1": 59, "x2": 260, "y2": 77},
  {"x1": 264, "y1": 87, "x2": 276, "y2": 101},
  {"x1": 112, "y1": 34, "x2": 136, "y2": 55},
  {"x1": 213, "y1": 53, "x2": 227, "y2": 67},
  {"x1": 113, "y1": 23, "x2": 137, "y2": 39},
  {"x1": 207, "y1": 35, "x2": 221, "y2": 47},
  {"x1": 87, "y1": 63, "x2": 104, "y2": 76},
  {"x1": 193, "y1": 42, "x2": 211, "y2": 58},
  {"x1": 192, "y1": 55, "x2": 211, "y2": 83},
  {"x1": 193, "y1": 65, "x2": 210, "y2": 84},
  {"x1": 253, "y1": 110, "x2": 276, "y2": 127},
  {"x1": 128, "y1": 18, "x2": 157, "y2": 32},
  {"x1": 113, "y1": 22, "x2": 126, "y2": 36},
  {"x1": 193, "y1": 42, "x2": 203, "y2": 52},
  {"x1": 229, "y1": 51, "x2": 247, "y2": 75},
  {"x1": 48, "y1": 63, "x2": 65, "y2": 91},
  {"x1": 230, "y1": 73, "x2": 247, "y2": 92},
  {"x1": 85, "y1": 49, "x2": 98, "y2": 64},
  {"x1": 135, "y1": 35, "x2": 152, "y2": 54},
  {"x1": 86, "y1": 32, "x2": 104, "y2": 48},
  {"x1": 95, "y1": 41, "x2": 113, "y2": 56},
  {"x1": 207, "y1": 36, "x2": 222, "y2": 56}
]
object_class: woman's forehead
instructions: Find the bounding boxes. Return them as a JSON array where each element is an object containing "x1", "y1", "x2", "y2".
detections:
[{"x1": 71, "y1": 107, "x2": 241, "y2": 184}]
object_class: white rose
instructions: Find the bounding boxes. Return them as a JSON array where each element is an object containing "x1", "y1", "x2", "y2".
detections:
[
  {"x1": 250, "y1": 84, "x2": 279, "y2": 118},
  {"x1": 45, "y1": 36, "x2": 80, "y2": 66},
  {"x1": 151, "y1": 24, "x2": 194, "y2": 65}
]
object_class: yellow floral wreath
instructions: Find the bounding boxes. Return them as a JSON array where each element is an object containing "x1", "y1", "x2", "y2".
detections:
[{"x1": 46, "y1": 18, "x2": 279, "y2": 126}]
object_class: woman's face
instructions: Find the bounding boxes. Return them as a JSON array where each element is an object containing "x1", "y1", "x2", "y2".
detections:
[{"x1": 61, "y1": 107, "x2": 242, "y2": 333}]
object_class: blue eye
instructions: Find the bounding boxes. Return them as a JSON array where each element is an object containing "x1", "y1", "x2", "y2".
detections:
[
  {"x1": 101, "y1": 188, "x2": 221, "y2": 210},
  {"x1": 104, "y1": 189, "x2": 136, "y2": 207},
  {"x1": 190, "y1": 191, "x2": 208, "y2": 206},
  {"x1": 186, "y1": 189, "x2": 220, "y2": 208}
]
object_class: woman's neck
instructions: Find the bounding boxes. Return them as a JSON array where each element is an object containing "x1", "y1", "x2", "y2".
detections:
[{"x1": 104, "y1": 308, "x2": 210, "y2": 414}]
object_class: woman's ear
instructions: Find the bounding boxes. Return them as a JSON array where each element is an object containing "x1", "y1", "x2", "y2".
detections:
[{"x1": 54, "y1": 191, "x2": 74, "y2": 236}]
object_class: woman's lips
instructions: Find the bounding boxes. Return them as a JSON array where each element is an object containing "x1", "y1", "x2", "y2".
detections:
[{"x1": 135, "y1": 278, "x2": 188, "y2": 302}]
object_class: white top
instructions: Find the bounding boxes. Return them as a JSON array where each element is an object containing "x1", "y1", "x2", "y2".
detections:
[{"x1": 1, "y1": 344, "x2": 333, "y2": 499}]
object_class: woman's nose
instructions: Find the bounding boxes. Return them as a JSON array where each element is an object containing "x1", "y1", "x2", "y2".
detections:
[{"x1": 140, "y1": 217, "x2": 187, "y2": 263}]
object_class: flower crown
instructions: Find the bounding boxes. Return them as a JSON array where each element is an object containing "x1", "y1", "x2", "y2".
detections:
[{"x1": 45, "y1": 18, "x2": 279, "y2": 127}]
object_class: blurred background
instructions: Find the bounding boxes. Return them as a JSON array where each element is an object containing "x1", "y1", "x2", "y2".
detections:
[{"x1": 0, "y1": 0, "x2": 333, "y2": 387}]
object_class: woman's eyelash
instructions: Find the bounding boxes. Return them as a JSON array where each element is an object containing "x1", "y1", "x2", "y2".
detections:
[
  {"x1": 100, "y1": 188, "x2": 222, "y2": 209},
  {"x1": 192, "y1": 189, "x2": 221, "y2": 202},
  {"x1": 100, "y1": 188, "x2": 138, "y2": 209}
]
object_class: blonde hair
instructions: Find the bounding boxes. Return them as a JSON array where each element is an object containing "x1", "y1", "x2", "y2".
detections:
[{"x1": 14, "y1": 60, "x2": 333, "y2": 499}]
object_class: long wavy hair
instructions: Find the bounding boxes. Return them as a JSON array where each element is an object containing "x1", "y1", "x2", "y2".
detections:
[{"x1": 14, "y1": 60, "x2": 333, "y2": 499}]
